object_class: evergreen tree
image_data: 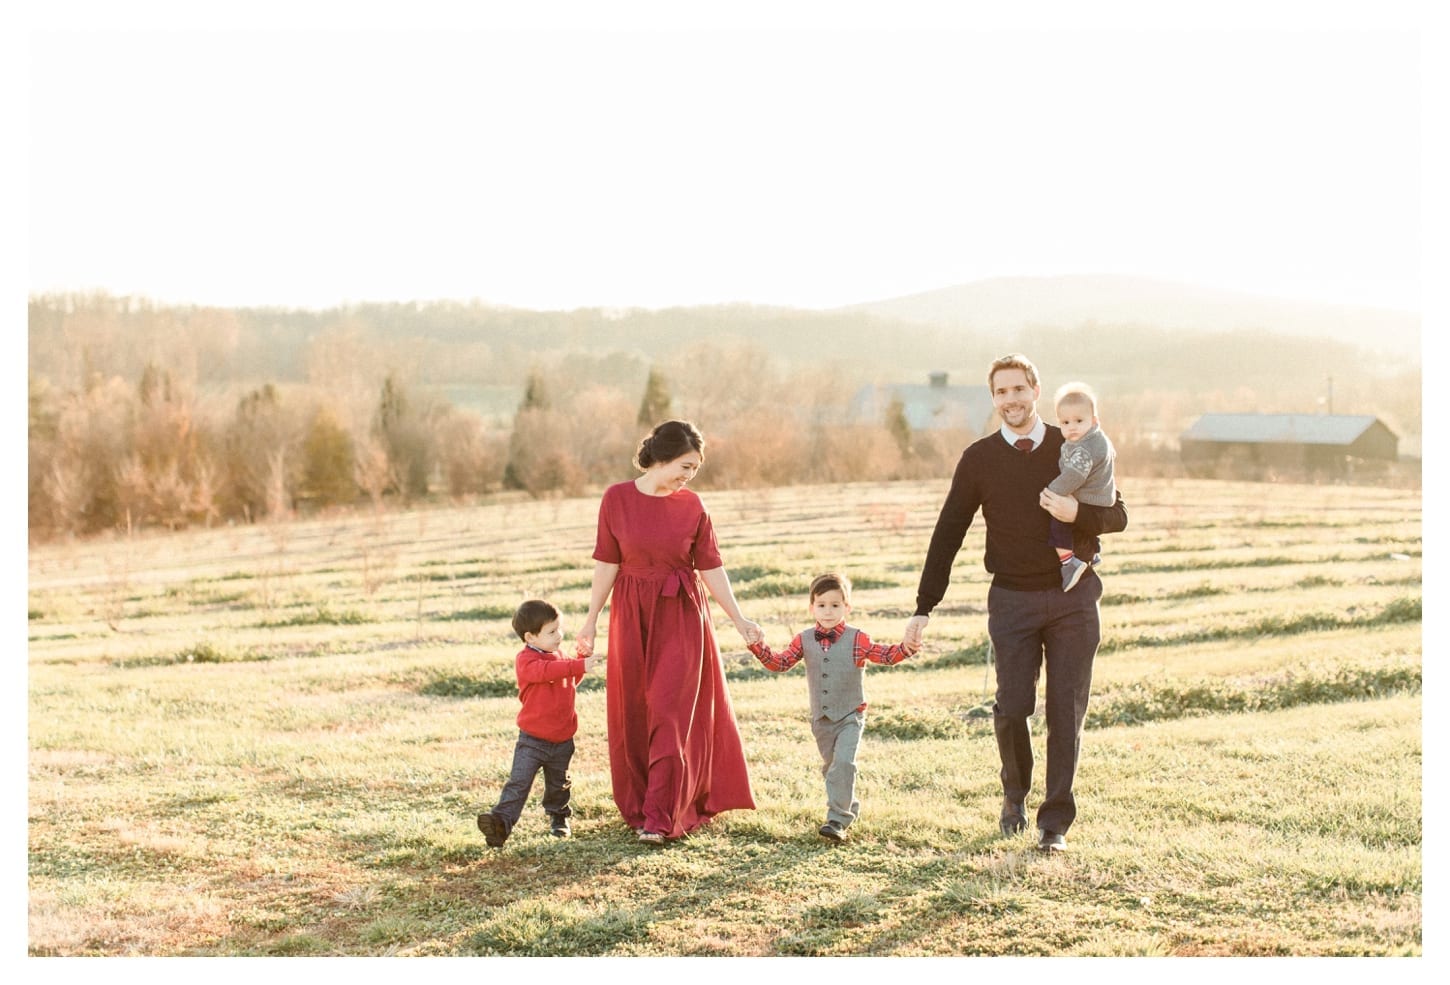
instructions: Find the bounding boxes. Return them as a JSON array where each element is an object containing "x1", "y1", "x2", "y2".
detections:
[
  {"x1": 637, "y1": 366, "x2": 672, "y2": 427},
  {"x1": 886, "y1": 396, "x2": 913, "y2": 457},
  {"x1": 503, "y1": 369, "x2": 575, "y2": 495},
  {"x1": 302, "y1": 406, "x2": 357, "y2": 506},
  {"x1": 520, "y1": 370, "x2": 550, "y2": 411},
  {"x1": 373, "y1": 373, "x2": 431, "y2": 499}
]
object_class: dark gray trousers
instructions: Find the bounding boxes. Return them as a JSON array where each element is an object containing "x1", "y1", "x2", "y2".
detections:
[
  {"x1": 987, "y1": 572, "x2": 1102, "y2": 835},
  {"x1": 491, "y1": 731, "x2": 574, "y2": 832}
]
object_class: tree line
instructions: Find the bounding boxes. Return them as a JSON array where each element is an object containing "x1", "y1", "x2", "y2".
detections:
[
  {"x1": 27, "y1": 293, "x2": 1420, "y2": 541},
  {"x1": 28, "y1": 349, "x2": 980, "y2": 541}
]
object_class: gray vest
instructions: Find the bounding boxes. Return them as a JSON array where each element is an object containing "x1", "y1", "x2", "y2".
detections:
[{"x1": 803, "y1": 626, "x2": 866, "y2": 722}]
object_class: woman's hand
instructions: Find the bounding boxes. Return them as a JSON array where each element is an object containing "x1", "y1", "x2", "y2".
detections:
[
  {"x1": 734, "y1": 617, "x2": 763, "y2": 646},
  {"x1": 1039, "y1": 489, "x2": 1080, "y2": 522},
  {"x1": 575, "y1": 618, "x2": 597, "y2": 657}
]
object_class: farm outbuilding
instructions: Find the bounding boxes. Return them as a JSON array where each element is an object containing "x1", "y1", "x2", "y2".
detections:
[
  {"x1": 1179, "y1": 413, "x2": 1399, "y2": 477},
  {"x1": 849, "y1": 372, "x2": 996, "y2": 434}
]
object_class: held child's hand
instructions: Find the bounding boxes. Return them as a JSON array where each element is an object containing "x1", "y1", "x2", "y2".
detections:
[
  {"x1": 901, "y1": 638, "x2": 921, "y2": 657},
  {"x1": 902, "y1": 615, "x2": 928, "y2": 650},
  {"x1": 575, "y1": 632, "x2": 594, "y2": 658},
  {"x1": 583, "y1": 653, "x2": 604, "y2": 672},
  {"x1": 737, "y1": 619, "x2": 764, "y2": 646}
]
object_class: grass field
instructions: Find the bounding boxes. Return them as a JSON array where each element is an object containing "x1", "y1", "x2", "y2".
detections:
[{"x1": 26, "y1": 477, "x2": 1422, "y2": 956}]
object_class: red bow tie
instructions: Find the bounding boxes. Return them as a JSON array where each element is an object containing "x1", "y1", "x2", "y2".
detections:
[{"x1": 815, "y1": 627, "x2": 840, "y2": 645}]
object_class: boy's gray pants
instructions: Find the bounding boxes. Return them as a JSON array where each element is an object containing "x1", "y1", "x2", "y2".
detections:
[{"x1": 812, "y1": 710, "x2": 864, "y2": 828}]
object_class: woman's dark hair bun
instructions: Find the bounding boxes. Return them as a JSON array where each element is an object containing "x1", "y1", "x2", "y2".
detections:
[{"x1": 634, "y1": 419, "x2": 704, "y2": 470}]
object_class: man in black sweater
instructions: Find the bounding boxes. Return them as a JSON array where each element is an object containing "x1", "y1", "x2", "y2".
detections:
[{"x1": 903, "y1": 353, "x2": 1127, "y2": 852}]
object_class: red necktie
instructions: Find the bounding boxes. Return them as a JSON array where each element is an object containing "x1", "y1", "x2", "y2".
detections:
[{"x1": 1014, "y1": 438, "x2": 1034, "y2": 452}]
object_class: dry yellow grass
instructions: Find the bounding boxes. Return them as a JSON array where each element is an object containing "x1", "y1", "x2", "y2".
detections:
[{"x1": 27, "y1": 477, "x2": 1421, "y2": 956}]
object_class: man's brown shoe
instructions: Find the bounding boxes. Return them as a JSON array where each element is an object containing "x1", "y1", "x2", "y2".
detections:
[{"x1": 999, "y1": 799, "x2": 1027, "y2": 836}]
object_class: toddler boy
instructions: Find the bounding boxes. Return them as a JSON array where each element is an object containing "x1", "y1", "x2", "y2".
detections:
[
  {"x1": 476, "y1": 599, "x2": 601, "y2": 847},
  {"x1": 747, "y1": 573, "x2": 916, "y2": 843},
  {"x1": 1046, "y1": 383, "x2": 1118, "y2": 591}
]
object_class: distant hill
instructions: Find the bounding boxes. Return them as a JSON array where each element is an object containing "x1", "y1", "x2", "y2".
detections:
[{"x1": 843, "y1": 275, "x2": 1420, "y2": 359}]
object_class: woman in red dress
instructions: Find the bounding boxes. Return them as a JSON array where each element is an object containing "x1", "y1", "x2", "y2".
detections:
[{"x1": 576, "y1": 420, "x2": 760, "y2": 844}]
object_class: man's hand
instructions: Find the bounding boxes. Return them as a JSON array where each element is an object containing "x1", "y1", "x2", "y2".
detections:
[
  {"x1": 1039, "y1": 489, "x2": 1080, "y2": 522},
  {"x1": 903, "y1": 614, "x2": 929, "y2": 650}
]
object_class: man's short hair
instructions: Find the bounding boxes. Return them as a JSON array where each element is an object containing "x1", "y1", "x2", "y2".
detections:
[
  {"x1": 512, "y1": 599, "x2": 559, "y2": 640},
  {"x1": 988, "y1": 353, "x2": 1040, "y2": 390},
  {"x1": 809, "y1": 572, "x2": 852, "y2": 603}
]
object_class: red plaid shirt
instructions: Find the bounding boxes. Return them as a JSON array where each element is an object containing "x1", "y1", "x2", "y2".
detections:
[{"x1": 748, "y1": 623, "x2": 911, "y2": 673}]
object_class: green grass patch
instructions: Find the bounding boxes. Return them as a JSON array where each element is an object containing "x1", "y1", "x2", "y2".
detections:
[
  {"x1": 256, "y1": 605, "x2": 371, "y2": 628},
  {"x1": 435, "y1": 604, "x2": 517, "y2": 622},
  {"x1": 1089, "y1": 662, "x2": 1421, "y2": 727},
  {"x1": 869, "y1": 708, "x2": 970, "y2": 740},
  {"x1": 1105, "y1": 596, "x2": 1419, "y2": 651},
  {"x1": 111, "y1": 641, "x2": 274, "y2": 668}
]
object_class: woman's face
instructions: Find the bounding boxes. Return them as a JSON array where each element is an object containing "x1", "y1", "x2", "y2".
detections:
[{"x1": 650, "y1": 451, "x2": 702, "y2": 493}]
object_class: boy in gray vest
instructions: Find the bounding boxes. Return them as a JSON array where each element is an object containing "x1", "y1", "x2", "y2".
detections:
[
  {"x1": 747, "y1": 573, "x2": 917, "y2": 842},
  {"x1": 1045, "y1": 383, "x2": 1117, "y2": 592}
]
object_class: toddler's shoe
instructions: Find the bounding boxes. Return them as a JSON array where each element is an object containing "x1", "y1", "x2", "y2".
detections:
[
  {"x1": 550, "y1": 815, "x2": 571, "y2": 838},
  {"x1": 476, "y1": 811, "x2": 509, "y2": 848},
  {"x1": 818, "y1": 820, "x2": 847, "y2": 843},
  {"x1": 1061, "y1": 556, "x2": 1089, "y2": 592}
]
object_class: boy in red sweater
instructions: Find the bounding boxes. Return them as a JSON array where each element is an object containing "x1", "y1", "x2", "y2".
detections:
[{"x1": 477, "y1": 599, "x2": 602, "y2": 847}]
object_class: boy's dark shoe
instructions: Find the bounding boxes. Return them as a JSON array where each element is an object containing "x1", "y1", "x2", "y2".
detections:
[
  {"x1": 1036, "y1": 828, "x2": 1066, "y2": 853},
  {"x1": 999, "y1": 799, "x2": 1028, "y2": 836},
  {"x1": 550, "y1": 815, "x2": 571, "y2": 838},
  {"x1": 1061, "y1": 556, "x2": 1089, "y2": 592},
  {"x1": 476, "y1": 812, "x2": 508, "y2": 848},
  {"x1": 818, "y1": 820, "x2": 847, "y2": 843}
]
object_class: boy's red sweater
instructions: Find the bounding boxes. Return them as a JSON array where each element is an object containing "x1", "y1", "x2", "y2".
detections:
[{"x1": 515, "y1": 645, "x2": 588, "y2": 742}]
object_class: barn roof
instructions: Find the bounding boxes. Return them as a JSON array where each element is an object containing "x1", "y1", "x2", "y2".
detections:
[
  {"x1": 1181, "y1": 413, "x2": 1392, "y2": 445},
  {"x1": 850, "y1": 381, "x2": 995, "y2": 432}
]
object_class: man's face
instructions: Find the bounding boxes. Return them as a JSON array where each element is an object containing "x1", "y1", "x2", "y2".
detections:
[{"x1": 991, "y1": 367, "x2": 1040, "y2": 433}]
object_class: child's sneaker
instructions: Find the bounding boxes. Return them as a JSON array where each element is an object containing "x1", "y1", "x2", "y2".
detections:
[
  {"x1": 818, "y1": 820, "x2": 847, "y2": 843},
  {"x1": 476, "y1": 812, "x2": 509, "y2": 848},
  {"x1": 1061, "y1": 556, "x2": 1089, "y2": 592},
  {"x1": 549, "y1": 815, "x2": 571, "y2": 838}
]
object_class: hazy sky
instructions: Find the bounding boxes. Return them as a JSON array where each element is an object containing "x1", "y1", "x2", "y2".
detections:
[{"x1": 23, "y1": 7, "x2": 1431, "y2": 313}]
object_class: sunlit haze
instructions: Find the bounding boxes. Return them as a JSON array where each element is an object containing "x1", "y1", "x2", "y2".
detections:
[{"x1": 26, "y1": 20, "x2": 1424, "y2": 313}]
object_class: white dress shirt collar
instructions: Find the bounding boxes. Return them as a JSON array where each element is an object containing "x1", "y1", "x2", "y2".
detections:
[{"x1": 1000, "y1": 416, "x2": 1046, "y2": 450}]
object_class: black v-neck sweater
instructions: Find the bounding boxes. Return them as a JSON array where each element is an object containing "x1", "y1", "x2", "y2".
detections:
[{"x1": 914, "y1": 428, "x2": 1128, "y2": 612}]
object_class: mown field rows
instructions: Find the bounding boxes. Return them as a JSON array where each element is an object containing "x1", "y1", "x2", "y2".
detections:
[{"x1": 27, "y1": 477, "x2": 1421, "y2": 956}]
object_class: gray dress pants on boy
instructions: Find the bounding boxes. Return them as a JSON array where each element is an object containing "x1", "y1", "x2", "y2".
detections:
[{"x1": 812, "y1": 711, "x2": 864, "y2": 828}]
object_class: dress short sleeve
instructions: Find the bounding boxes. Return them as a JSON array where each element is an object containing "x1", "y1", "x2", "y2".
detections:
[
  {"x1": 692, "y1": 506, "x2": 723, "y2": 570},
  {"x1": 593, "y1": 487, "x2": 622, "y2": 564}
]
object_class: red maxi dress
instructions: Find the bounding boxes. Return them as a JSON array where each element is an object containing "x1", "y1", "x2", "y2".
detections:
[{"x1": 593, "y1": 480, "x2": 755, "y2": 837}]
